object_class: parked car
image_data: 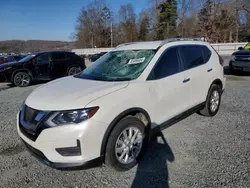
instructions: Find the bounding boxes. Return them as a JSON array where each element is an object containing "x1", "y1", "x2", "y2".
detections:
[
  {"x1": 0, "y1": 51, "x2": 86, "y2": 87},
  {"x1": 13, "y1": 55, "x2": 26, "y2": 62},
  {"x1": 0, "y1": 56, "x2": 5, "y2": 65},
  {"x1": 230, "y1": 47, "x2": 250, "y2": 73},
  {"x1": 6, "y1": 56, "x2": 17, "y2": 63},
  {"x1": 17, "y1": 39, "x2": 226, "y2": 171},
  {"x1": 237, "y1": 42, "x2": 250, "y2": 51},
  {"x1": 90, "y1": 52, "x2": 107, "y2": 62}
]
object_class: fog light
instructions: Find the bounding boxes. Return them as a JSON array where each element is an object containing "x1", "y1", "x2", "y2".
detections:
[{"x1": 55, "y1": 140, "x2": 81, "y2": 156}]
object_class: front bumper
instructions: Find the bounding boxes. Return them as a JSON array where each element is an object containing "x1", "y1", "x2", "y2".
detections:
[
  {"x1": 17, "y1": 111, "x2": 108, "y2": 169},
  {"x1": 22, "y1": 139, "x2": 103, "y2": 170},
  {"x1": 230, "y1": 61, "x2": 250, "y2": 72},
  {"x1": 0, "y1": 72, "x2": 7, "y2": 82}
]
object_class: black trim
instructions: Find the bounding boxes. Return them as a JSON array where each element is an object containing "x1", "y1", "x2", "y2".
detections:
[
  {"x1": 19, "y1": 108, "x2": 51, "y2": 142},
  {"x1": 100, "y1": 108, "x2": 151, "y2": 157},
  {"x1": 55, "y1": 139, "x2": 82, "y2": 156},
  {"x1": 22, "y1": 139, "x2": 103, "y2": 170},
  {"x1": 151, "y1": 102, "x2": 205, "y2": 135}
]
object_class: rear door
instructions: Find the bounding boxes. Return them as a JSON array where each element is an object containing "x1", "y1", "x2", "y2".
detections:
[
  {"x1": 34, "y1": 53, "x2": 50, "y2": 79},
  {"x1": 179, "y1": 45, "x2": 211, "y2": 106},
  {"x1": 50, "y1": 52, "x2": 67, "y2": 78},
  {"x1": 147, "y1": 46, "x2": 192, "y2": 125}
]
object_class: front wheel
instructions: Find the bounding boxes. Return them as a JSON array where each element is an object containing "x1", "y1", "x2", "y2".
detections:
[
  {"x1": 199, "y1": 84, "x2": 222, "y2": 117},
  {"x1": 13, "y1": 72, "x2": 31, "y2": 87},
  {"x1": 105, "y1": 116, "x2": 147, "y2": 171}
]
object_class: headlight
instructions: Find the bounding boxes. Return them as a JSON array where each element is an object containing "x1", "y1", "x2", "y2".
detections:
[
  {"x1": 231, "y1": 55, "x2": 235, "y2": 61},
  {"x1": 45, "y1": 107, "x2": 99, "y2": 127}
]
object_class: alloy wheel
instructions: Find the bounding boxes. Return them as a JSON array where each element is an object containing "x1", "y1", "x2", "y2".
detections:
[
  {"x1": 210, "y1": 90, "x2": 220, "y2": 112},
  {"x1": 115, "y1": 127, "x2": 143, "y2": 164},
  {"x1": 15, "y1": 73, "x2": 30, "y2": 87}
]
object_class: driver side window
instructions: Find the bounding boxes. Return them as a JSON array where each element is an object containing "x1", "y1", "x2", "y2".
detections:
[{"x1": 37, "y1": 53, "x2": 50, "y2": 64}]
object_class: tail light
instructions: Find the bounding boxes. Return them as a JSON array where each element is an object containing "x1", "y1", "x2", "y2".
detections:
[{"x1": 219, "y1": 55, "x2": 224, "y2": 66}]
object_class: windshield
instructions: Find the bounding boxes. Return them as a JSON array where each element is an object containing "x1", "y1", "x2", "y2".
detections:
[
  {"x1": 18, "y1": 54, "x2": 36, "y2": 63},
  {"x1": 76, "y1": 49, "x2": 156, "y2": 81}
]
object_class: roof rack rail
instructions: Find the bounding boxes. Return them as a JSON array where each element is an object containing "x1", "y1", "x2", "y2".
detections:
[
  {"x1": 116, "y1": 42, "x2": 139, "y2": 48},
  {"x1": 160, "y1": 37, "x2": 207, "y2": 46}
]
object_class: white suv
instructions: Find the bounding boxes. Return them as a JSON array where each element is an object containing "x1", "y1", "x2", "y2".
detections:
[{"x1": 17, "y1": 39, "x2": 226, "y2": 171}]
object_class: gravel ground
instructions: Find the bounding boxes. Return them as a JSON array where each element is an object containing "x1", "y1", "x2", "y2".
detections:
[{"x1": 0, "y1": 58, "x2": 250, "y2": 188}]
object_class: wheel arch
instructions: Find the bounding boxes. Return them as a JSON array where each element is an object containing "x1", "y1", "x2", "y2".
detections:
[
  {"x1": 100, "y1": 107, "x2": 151, "y2": 159},
  {"x1": 211, "y1": 78, "x2": 223, "y2": 90},
  {"x1": 11, "y1": 69, "x2": 33, "y2": 82},
  {"x1": 67, "y1": 64, "x2": 83, "y2": 72}
]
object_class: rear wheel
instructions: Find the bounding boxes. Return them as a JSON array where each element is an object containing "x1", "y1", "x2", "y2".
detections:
[
  {"x1": 13, "y1": 72, "x2": 31, "y2": 87},
  {"x1": 105, "y1": 116, "x2": 147, "y2": 171},
  {"x1": 199, "y1": 84, "x2": 222, "y2": 116},
  {"x1": 68, "y1": 66, "x2": 82, "y2": 76}
]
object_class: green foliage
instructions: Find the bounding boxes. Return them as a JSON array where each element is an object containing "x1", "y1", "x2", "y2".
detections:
[{"x1": 156, "y1": 0, "x2": 178, "y2": 40}]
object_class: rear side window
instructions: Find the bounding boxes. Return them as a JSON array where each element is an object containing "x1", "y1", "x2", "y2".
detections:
[
  {"x1": 51, "y1": 52, "x2": 66, "y2": 60},
  {"x1": 148, "y1": 47, "x2": 181, "y2": 80},
  {"x1": 201, "y1": 46, "x2": 212, "y2": 63},
  {"x1": 66, "y1": 53, "x2": 79, "y2": 60},
  {"x1": 180, "y1": 45, "x2": 205, "y2": 70}
]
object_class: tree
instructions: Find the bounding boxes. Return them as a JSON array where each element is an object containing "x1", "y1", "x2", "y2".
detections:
[
  {"x1": 118, "y1": 4, "x2": 138, "y2": 43},
  {"x1": 74, "y1": 1, "x2": 113, "y2": 48},
  {"x1": 176, "y1": 0, "x2": 192, "y2": 37},
  {"x1": 156, "y1": 0, "x2": 178, "y2": 40},
  {"x1": 197, "y1": 0, "x2": 216, "y2": 42},
  {"x1": 138, "y1": 11, "x2": 151, "y2": 41}
]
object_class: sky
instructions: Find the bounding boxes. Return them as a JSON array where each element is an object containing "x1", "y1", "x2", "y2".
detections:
[{"x1": 0, "y1": 0, "x2": 148, "y2": 41}]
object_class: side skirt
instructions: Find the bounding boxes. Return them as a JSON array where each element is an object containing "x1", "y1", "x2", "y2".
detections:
[{"x1": 151, "y1": 102, "x2": 206, "y2": 135}]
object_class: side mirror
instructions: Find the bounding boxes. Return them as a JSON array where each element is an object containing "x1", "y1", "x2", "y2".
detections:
[{"x1": 238, "y1": 47, "x2": 243, "y2": 50}]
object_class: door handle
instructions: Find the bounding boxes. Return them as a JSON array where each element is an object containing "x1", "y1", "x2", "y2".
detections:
[
  {"x1": 183, "y1": 78, "x2": 190, "y2": 83},
  {"x1": 207, "y1": 68, "x2": 213, "y2": 72}
]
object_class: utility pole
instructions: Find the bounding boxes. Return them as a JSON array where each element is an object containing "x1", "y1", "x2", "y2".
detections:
[
  {"x1": 235, "y1": 8, "x2": 239, "y2": 42},
  {"x1": 111, "y1": 22, "x2": 113, "y2": 48},
  {"x1": 92, "y1": 35, "x2": 94, "y2": 48}
]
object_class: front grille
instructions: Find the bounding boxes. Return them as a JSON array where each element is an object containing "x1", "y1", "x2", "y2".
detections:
[
  {"x1": 19, "y1": 105, "x2": 49, "y2": 141},
  {"x1": 24, "y1": 105, "x2": 39, "y2": 125}
]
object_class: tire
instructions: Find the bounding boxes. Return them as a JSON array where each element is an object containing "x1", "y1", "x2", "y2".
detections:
[
  {"x1": 68, "y1": 66, "x2": 82, "y2": 76},
  {"x1": 199, "y1": 84, "x2": 222, "y2": 117},
  {"x1": 105, "y1": 116, "x2": 147, "y2": 171},
  {"x1": 13, "y1": 72, "x2": 31, "y2": 87}
]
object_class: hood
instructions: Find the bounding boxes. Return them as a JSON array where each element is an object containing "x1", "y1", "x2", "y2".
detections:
[
  {"x1": 25, "y1": 76, "x2": 129, "y2": 111},
  {"x1": 233, "y1": 50, "x2": 250, "y2": 56},
  {"x1": 0, "y1": 61, "x2": 23, "y2": 69}
]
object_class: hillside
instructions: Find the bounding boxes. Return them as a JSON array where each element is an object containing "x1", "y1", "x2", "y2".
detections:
[{"x1": 0, "y1": 40, "x2": 75, "y2": 53}]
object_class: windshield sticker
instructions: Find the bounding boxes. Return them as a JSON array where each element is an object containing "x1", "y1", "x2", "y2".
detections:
[{"x1": 127, "y1": 57, "x2": 145, "y2": 65}]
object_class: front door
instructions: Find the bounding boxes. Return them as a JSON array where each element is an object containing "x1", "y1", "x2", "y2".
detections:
[
  {"x1": 35, "y1": 53, "x2": 50, "y2": 79},
  {"x1": 147, "y1": 46, "x2": 191, "y2": 127}
]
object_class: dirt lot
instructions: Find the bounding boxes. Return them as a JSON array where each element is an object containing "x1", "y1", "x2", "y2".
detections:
[{"x1": 0, "y1": 57, "x2": 249, "y2": 188}]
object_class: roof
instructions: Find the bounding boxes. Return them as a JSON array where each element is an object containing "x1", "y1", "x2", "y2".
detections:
[
  {"x1": 32, "y1": 51, "x2": 72, "y2": 55},
  {"x1": 115, "y1": 38, "x2": 207, "y2": 51}
]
